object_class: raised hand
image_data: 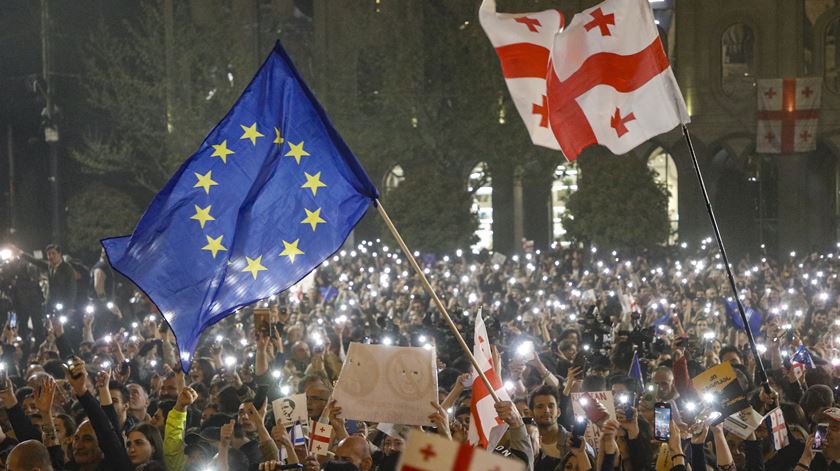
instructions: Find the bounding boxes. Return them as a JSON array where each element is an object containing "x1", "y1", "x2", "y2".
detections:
[
  {"x1": 494, "y1": 400, "x2": 524, "y2": 429},
  {"x1": 34, "y1": 376, "x2": 56, "y2": 415},
  {"x1": 220, "y1": 419, "x2": 236, "y2": 448},
  {"x1": 428, "y1": 402, "x2": 451, "y2": 439},
  {"x1": 65, "y1": 357, "x2": 89, "y2": 397},
  {"x1": 175, "y1": 386, "x2": 197, "y2": 412}
]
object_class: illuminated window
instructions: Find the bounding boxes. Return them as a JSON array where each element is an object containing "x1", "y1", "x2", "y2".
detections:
[
  {"x1": 551, "y1": 164, "x2": 578, "y2": 245},
  {"x1": 383, "y1": 165, "x2": 404, "y2": 192},
  {"x1": 648, "y1": 147, "x2": 679, "y2": 243},
  {"x1": 468, "y1": 163, "x2": 493, "y2": 251},
  {"x1": 721, "y1": 23, "x2": 755, "y2": 97}
]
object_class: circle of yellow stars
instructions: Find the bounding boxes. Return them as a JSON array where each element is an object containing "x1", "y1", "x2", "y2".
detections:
[{"x1": 189, "y1": 122, "x2": 329, "y2": 281}]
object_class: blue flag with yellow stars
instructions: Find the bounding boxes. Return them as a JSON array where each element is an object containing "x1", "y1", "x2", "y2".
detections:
[{"x1": 103, "y1": 41, "x2": 378, "y2": 370}]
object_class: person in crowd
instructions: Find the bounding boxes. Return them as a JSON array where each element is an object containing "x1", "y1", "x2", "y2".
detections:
[{"x1": 1, "y1": 237, "x2": 840, "y2": 471}]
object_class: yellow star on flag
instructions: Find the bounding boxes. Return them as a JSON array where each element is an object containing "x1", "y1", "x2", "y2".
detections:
[
  {"x1": 240, "y1": 123, "x2": 264, "y2": 146},
  {"x1": 190, "y1": 204, "x2": 215, "y2": 228},
  {"x1": 211, "y1": 140, "x2": 235, "y2": 163},
  {"x1": 194, "y1": 170, "x2": 219, "y2": 194},
  {"x1": 301, "y1": 208, "x2": 326, "y2": 231},
  {"x1": 201, "y1": 234, "x2": 227, "y2": 258},
  {"x1": 301, "y1": 171, "x2": 327, "y2": 196},
  {"x1": 274, "y1": 127, "x2": 284, "y2": 146},
  {"x1": 242, "y1": 256, "x2": 268, "y2": 279},
  {"x1": 285, "y1": 141, "x2": 310, "y2": 165},
  {"x1": 279, "y1": 239, "x2": 305, "y2": 263}
]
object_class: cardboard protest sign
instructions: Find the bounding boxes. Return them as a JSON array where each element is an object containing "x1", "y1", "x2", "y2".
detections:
[
  {"x1": 692, "y1": 362, "x2": 749, "y2": 418},
  {"x1": 272, "y1": 393, "x2": 308, "y2": 427},
  {"x1": 398, "y1": 428, "x2": 525, "y2": 471},
  {"x1": 333, "y1": 342, "x2": 438, "y2": 426},
  {"x1": 723, "y1": 407, "x2": 764, "y2": 439}
]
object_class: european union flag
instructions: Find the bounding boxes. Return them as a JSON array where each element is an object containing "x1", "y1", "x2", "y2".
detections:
[
  {"x1": 628, "y1": 350, "x2": 644, "y2": 390},
  {"x1": 103, "y1": 41, "x2": 378, "y2": 370},
  {"x1": 724, "y1": 299, "x2": 762, "y2": 333}
]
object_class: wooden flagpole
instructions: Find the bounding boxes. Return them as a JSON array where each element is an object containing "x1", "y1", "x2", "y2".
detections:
[{"x1": 376, "y1": 200, "x2": 501, "y2": 403}]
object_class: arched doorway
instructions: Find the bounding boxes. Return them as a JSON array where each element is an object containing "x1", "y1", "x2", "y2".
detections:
[
  {"x1": 647, "y1": 147, "x2": 679, "y2": 244},
  {"x1": 468, "y1": 163, "x2": 493, "y2": 251},
  {"x1": 551, "y1": 163, "x2": 578, "y2": 246}
]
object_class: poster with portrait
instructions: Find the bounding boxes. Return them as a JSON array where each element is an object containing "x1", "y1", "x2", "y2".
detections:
[
  {"x1": 333, "y1": 343, "x2": 438, "y2": 426},
  {"x1": 272, "y1": 393, "x2": 308, "y2": 427}
]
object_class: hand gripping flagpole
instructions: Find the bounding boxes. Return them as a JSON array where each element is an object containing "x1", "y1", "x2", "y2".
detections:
[
  {"x1": 376, "y1": 200, "x2": 501, "y2": 403},
  {"x1": 681, "y1": 125, "x2": 770, "y2": 390}
]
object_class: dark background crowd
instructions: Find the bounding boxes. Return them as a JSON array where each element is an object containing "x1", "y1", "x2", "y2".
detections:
[{"x1": 0, "y1": 237, "x2": 837, "y2": 471}]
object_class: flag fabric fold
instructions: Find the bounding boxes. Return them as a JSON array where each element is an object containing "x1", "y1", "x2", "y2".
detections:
[
  {"x1": 545, "y1": 0, "x2": 689, "y2": 160},
  {"x1": 628, "y1": 350, "x2": 644, "y2": 390},
  {"x1": 468, "y1": 310, "x2": 510, "y2": 449},
  {"x1": 479, "y1": 0, "x2": 565, "y2": 149},
  {"x1": 103, "y1": 41, "x2": 378, "y2": 371}
]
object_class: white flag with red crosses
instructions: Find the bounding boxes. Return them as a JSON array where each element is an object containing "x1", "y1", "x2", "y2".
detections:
[
  {"x1": 309, "y1": 420, "x2": 333, "y2": 456},
  {"x1": 545, "y1": 0, "x2": 689, "y2": 160},
  {"x1": 757, "y1": 77, "x2": 821, "y2": 154},
  {"x1": 767, "y1": 407, "x2": 790, "y2": 451},
  {"x1": 479, "y1": 0, "x2": 565, "y2": 150},
  {"x1": 398, "y1": 429, "x2": 525, "y2": 471},
  {"x1": 468, "y1": 310, "x2": 510, "y2": 449}
]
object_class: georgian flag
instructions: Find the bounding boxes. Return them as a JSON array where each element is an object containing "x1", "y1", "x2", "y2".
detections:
[
  {"x1": 309, "y1": 420, "x2": 333, "y2": 456},
  {"x1": 479, "y1": 0, "x2": 565, "y2": 149},
  {"x1": 468, "y1": 310, "x2": 510, "y2": 449},
  {"x1": 398, "y1": 429, "x2": 525, "y2": 471},
  {"x1": 546, "y1": 0, "x2": 689, "y2": 160},
  {"x1": 767, "y1": 407, "x2": 790, "y2": 451},
  {"x1": 757, "y1": 78, "x2": 821, "y2": 154}
]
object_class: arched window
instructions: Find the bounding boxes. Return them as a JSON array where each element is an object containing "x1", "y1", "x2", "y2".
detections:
[
  {"x1": 721, "y1": 23, "x2": 755, "y2": 97},
  {"x1": 826, "y1": 18, "x2": 840, "y2": 93},
  {"x1": 383, "y1": 165, "x2": 405, "y2": 192},
  {"x1": 648, "y1": 148, "x2": 679, "y2": 243},
  {"x1": 551, "y1": 163, "x2": 578, "y2": 245},
  {"x1": 468, "y1": 163, "x2": 493, "y2": 251}
]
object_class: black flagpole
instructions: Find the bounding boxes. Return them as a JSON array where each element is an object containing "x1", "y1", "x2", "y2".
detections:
[{"x1": 681, "y1": 124, "x2": 770, "y2": 389}]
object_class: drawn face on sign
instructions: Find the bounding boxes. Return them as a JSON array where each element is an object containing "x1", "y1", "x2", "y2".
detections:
[{"x1": 385, "y1": 350, "x2": 434, "y2": 399}]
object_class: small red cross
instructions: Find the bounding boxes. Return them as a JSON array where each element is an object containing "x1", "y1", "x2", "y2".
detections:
[
  {"x1": 420, "y1": 444, "x2": 436, "y2": 461},
  {"x1": 532, "y1": 95, "x2": 549, "y2": 128},
  {"x1": 488, "y1": 467, "x2": 502, "y2": 471},
  {"x1": 478, "y1": 335, "x2": 485, "y2": 344},
  {"x1": 765, "y1": 130, "x2": 776, "y2": 143},
  {"x1": 319, "y1": 426, "x2": 326, "y2": 433},
  {"x1": 514, "y1": 16, "x2": 542, "y2": 33},
  {"x1": 584, "y1": 8, "x2": 615, "y2": 36},
  {"x1": 316, "y1": 444, "x2": 322, "y2": 451},
  {"x1": 801, "y1": 86, "x2": 813, "y2": 98},
  {"x1": 800, "y1": 129, "x2": 812, "y2": 142},
  {"x1": 764, "y1": 88, "x2": 777, "y2": 99},
  {"x1": 610, "y1": 108, "x2": 635, "y2": 137}
]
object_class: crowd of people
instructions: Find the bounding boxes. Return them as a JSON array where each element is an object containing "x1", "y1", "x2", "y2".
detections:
[{"x1": 0, "y1": 237, "x2": 836, "y2": 470}]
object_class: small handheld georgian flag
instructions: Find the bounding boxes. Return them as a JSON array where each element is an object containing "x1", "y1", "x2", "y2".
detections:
[
  {"x1": 767, "y1": 407, "x2": 789, "y2": 450},
  {"x1": 310, "y1": 421, "x2": 333, "y2": 456},
  {"x1": 468, "y1": 310, "x2": 511, "y2": 449}
]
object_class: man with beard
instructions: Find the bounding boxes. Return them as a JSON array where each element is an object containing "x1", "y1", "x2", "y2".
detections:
[{"x1": 530, "y1": 385, "x2": 572, "y2": 471}]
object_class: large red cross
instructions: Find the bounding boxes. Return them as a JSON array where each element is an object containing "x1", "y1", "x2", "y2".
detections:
[
  {"x1": 584, "y1": 8, "x2": 615, "y2": 36},
  {"x1": 757, "y1": 78, "x2": 818, "y2": 153},
  {"x1": 533, "y1": 95, "x2": 549, "y2": 127},
  {"x1": 611, "y1": 108, "x2": 636, "y2": 137},
  {"x1": 514, "y1": 16, "x2": 542, "y2": 33},
  {"x1": 546, "y1": 38, "x2": 671, "y2": 159}
]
